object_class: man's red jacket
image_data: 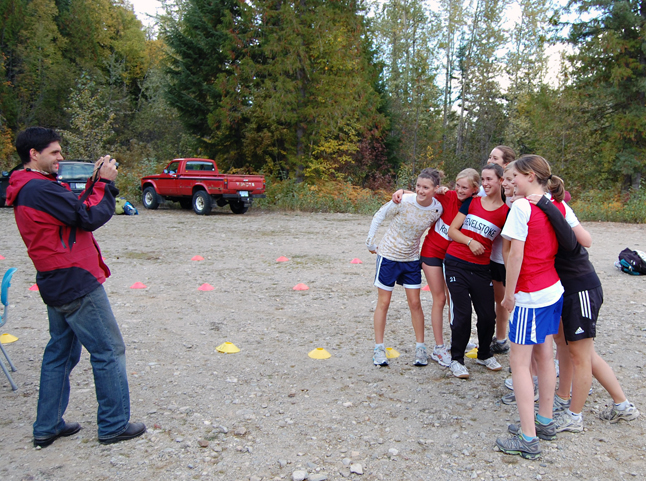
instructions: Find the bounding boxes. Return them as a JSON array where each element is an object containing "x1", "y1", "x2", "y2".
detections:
[{"x1": 6, "y1": 169, "x2": 117, "y2": 306}]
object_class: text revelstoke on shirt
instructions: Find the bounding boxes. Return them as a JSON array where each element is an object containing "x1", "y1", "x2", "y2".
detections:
[{"x1": 445, "y1": 197, "x2": 509, "y2": 265}]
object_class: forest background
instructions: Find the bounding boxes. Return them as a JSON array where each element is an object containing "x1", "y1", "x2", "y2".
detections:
[{"x1": 0, "y1": 0, "x2": 645, "y2": 221}]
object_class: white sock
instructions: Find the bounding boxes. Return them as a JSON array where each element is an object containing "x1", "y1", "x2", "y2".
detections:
[
  {"x1": 567, "y1": 408, "x2": 582, "y2": 420},
  {"x1": 497, "y1": 338, "x2": 507, "y2": 344},
  {"x1": 375, "y1": 343, "x2": 385, "y2": 350},
  {"x1": 416, "y1": 342, "x2": 425, "y2": 349},
  {"x1": 615, "y1": 399, "x2": 630, "y2": 410}
]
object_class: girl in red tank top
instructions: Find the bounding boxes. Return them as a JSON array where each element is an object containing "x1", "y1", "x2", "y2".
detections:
[
  {"x1": 444, "y1": 164, "x2": 509, "y2": 380},
  {"x1": 497, "y1": 155, "x2": 567, "y2": 459}
]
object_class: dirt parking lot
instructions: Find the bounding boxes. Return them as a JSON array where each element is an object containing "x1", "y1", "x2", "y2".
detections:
[{"x1": 1, "y1": 205, "x2": 645, "y2": 481}]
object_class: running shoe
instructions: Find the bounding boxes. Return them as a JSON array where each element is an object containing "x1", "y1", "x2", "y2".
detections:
[
  {"x1": 505, "y1": 376, "x2": 538, "y2": 391},
  {"x1": 535, "y1": 394, "x2": 570, "y2": 413},
  {"x1": 599, "y1": 402, "x2": 640, "y2": 423},
  {"x1": 414, "y1": 345, "x2": 428, "y2": 366},
  {"x1": 373, "y1": 346, "x2": 388, "y2": 366},
  {"x1": 507, "y1": 419, "x2": 557, "y2": 441},
  {"x1": 450, "y1": 360, "x2": 469, "y2": 379},
  {"x1": 476, "y1": 356, "x2": 502, "y2": 371},
  {"x1": 502, "y1": 384, "x2": 539, "y2": 405},
  {"x1": 553, "y1": 411, "x2": 584, "y2": 433},
  {"x1": 491, "y1": 338, "x2": 510, "y2": 354},
  {"x1": 431, "y1": 345, "x2": 451, "y2": 367},
  {"x1": 496, "y1": 433, "x2": 541, "y2": 460}
]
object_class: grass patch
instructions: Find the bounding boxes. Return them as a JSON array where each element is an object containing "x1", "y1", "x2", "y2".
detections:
[
  {"x1": 256, "y1": 177, "x2": 389, "y2": 215},
  {"x1": 570, "y1": 188, "x2": 646, "y2": 223}
]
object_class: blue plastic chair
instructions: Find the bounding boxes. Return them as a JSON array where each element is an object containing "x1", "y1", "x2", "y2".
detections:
[{"x1": 0, "y1": 268, "x2": 18, "y2": 391}]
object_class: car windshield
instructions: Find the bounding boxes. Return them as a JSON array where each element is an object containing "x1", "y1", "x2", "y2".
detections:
[{"x1": 58, "y1": 163, "x2": 95, "y2": 181}]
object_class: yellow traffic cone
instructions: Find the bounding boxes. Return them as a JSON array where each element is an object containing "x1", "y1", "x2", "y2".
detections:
[
  {"x1": 0, "y1": 333, "x2": 18, "y2": 344},
  {"x1": 308, "y1": 348, "x2": 331, "y2": 359},
  {"x1": 385, "y1": 347, "x2": 400, "y2": 359},
  {"x1": 216, "y1": 342, "x2": 240, "y2": 354}
]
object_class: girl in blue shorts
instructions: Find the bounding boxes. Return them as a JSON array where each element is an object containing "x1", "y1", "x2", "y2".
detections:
[{"x1": 496, "y1": 155, "x2": 566, "y2": 460}]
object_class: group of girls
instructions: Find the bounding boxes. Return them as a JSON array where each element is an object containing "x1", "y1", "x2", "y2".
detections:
[
  {"x1": 393, "y1": 146, "x2": 515, "y2": 378},
  {"x1": 393, "y1": 147, "x2": 639, "y2": 460}
]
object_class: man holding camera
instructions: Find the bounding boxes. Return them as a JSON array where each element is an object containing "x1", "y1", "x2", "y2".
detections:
[{"x1": 6, "y1": 127, "x2": 145, "y2": 447}]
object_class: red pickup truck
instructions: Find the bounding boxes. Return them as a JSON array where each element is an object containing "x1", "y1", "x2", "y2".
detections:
[{"x1": 140, "y1": 158, "x2": 266, "y2": 215}]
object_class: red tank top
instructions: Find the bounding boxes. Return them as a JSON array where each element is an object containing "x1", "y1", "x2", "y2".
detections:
[
  {"x1": 516, "y1": 202, "x2": 565, "y2": 293},
  {"x1": 445, "y1": 197, "x2": 509, "y2": 265},
  {"x1": 420, "y1": 190, "x2": 461, "y2": 259}
]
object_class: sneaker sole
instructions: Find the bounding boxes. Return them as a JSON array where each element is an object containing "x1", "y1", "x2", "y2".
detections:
[
  {"x1": 607, "y1": 412, "x2": 640, "y2": 423},
  {"x1": 476, "y1": 361, "x2": 502, "y2": 371},
  {"x1": 498, "y1": 446, "x2": 541, "y2": 460},
  {"x1": 451, "y1": 372, "x2": 469, "y2": 379},
  {"x1": 556, "y1": 424, "x2": 583, "y2": 433},
  {"x1": 414, "y1": 360, "x2": 428, "y2": 366},
  {"x1": 373, "y1": 360, "x2": 389, "y2": 366},
  {"x1": 430, "y1": 353, "x2": 450, "y2": 367}
]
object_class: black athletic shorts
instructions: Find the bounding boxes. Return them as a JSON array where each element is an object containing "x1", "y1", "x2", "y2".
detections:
[
  {"x1": 490, "y1": 261, "x2": 506, "y2": 285},
  {"x1": 561, "y1": 285, "x2": 603, "y2": 342},
  {"x1": 420, "y1": 256, "x2": 443, "y2": 267}
]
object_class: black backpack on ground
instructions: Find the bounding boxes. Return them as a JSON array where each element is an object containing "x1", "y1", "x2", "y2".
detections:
[{"x1": 618, "y1": 248, "x2": 646, "y2": 275}]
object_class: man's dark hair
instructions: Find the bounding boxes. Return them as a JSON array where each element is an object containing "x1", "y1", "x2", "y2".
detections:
[{"x1": 15, "y1": 127, "x2": 61, "y2": 164}]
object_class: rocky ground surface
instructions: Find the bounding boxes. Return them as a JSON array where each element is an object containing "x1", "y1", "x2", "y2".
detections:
[{"x1": 0, "y1": 205, "x2": 645, "y2": 481}]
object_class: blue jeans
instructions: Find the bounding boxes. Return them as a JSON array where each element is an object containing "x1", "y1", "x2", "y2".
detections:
[{"x1": 33, "y1": 285, "x2": 131, "y2": 440}]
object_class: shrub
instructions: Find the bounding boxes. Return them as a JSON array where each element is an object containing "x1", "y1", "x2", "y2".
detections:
[
  {"x1": 256, "y1": 178, "x2": 390, "y2": 215},
  {"x1": 570, "y1": 188, "x2": 646, "y2": 223}
]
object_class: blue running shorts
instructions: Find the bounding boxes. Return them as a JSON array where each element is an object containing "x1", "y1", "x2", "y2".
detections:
[
  {"x1": 509, "y1": 296, "x2": 563, "y2": 345},
  {"x1": 374, "y1": 255, "x2": 422, "y2": 291}
]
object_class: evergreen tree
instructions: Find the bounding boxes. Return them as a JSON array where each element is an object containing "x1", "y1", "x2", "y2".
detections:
[
  {"x1": 162, "y1": 0, "x2": 249, "y2": 163},
  {"x1": 566, "y1": 0, "x2": 646, "y2": 188},
  {"x1": 16, "y1": 0, "x2": 71, "y2": 127},
  {"x1": 246, "y1": 0, "x2": 387, "y2": 179}
]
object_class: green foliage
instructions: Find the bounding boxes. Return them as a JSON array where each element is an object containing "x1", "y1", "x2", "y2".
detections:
[
  {"x1": 570, "y1": 188, "x2": 646, "y2": 223},
  {"x1": 566, "y1": 0, "x2": 646, "y2": 187},
  {"x1": 373, "y1": 0, "x2": 442, "y2": 177},
  {"x1": 60, "y1": 74, "x2": 115, "y2": 159},
  {"x1": 256, "y1": 177, "x2": 387, "y2": 214},
  {"x1": 163, "y1": 0, "x2": 388, "y2": 180},
  {"x1": 115, "y1": 155, "x2": 166, "y2": 202}
]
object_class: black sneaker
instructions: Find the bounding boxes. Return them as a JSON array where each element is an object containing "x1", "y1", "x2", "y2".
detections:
[
  {"x1": 491, "y1": 338, "x2": 510, "y2": 354},
  {"x1": 496, "y1": 433, "x2": 541, "y2": 460}
]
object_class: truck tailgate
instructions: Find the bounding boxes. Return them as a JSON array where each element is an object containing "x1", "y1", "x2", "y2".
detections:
[{"x1": 226, "y1": 175, "x2": 265, "y2": 194}]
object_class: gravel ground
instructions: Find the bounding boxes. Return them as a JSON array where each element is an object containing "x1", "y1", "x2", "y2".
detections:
[{"x1": 0, "y1": 206, "x2": 645, "y2": 481}]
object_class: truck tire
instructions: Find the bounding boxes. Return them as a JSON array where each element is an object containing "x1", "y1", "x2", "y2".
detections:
[
  {"x1": 229, "y1": 200, "x2": 249, "y2": 214},
  {"x1": 193, "y1": 190, "x2": 212, "y2": 215},
  {"x1": 142, "y1": 186, "x2": 160, "y2": 210},
  {"x1": 179, "y1": 199, "x2": 192, "y2": 209}
]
